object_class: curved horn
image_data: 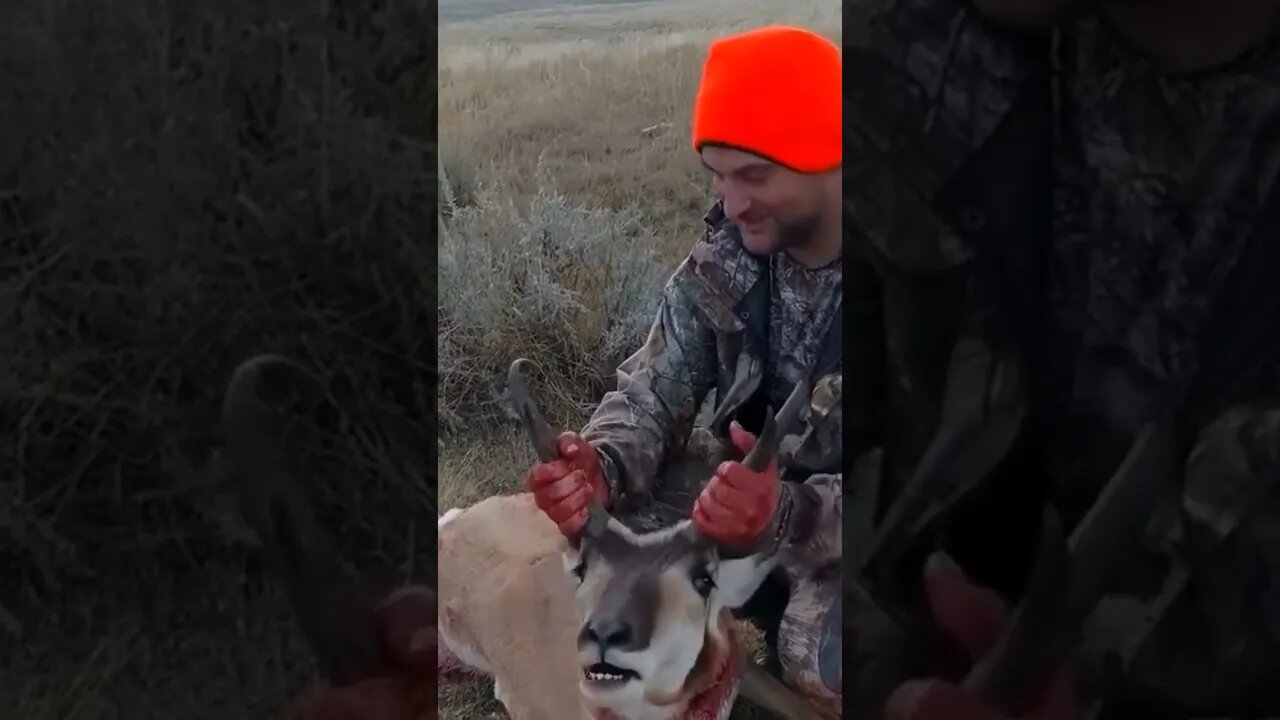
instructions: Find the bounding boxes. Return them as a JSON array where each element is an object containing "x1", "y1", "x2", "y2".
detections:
[
  {"x1": 220, "y1": 353, "x2": 384, "y2": 685},
  {"x1": 507, "y1": 358, "x2": 611, "y2": 539},
  {"x1": 741, "y1": 376, "x2": 812, "y2": 472}
]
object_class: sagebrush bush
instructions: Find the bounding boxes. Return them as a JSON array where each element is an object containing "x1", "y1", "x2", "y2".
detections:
[{"x1": 438, "y1": 181, "x2": 668, "y2": 429}]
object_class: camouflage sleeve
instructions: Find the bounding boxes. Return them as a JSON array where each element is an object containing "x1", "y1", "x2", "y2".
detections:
[
  {"x1": 772, "y1": 474, "x2": 845, "y2": 706},
  {"x1": 580, "y1": 262, "x2": 719, "y2": 503},
  {"x1": 770, "y1": 472, "x2": 842, "y2": 575}
]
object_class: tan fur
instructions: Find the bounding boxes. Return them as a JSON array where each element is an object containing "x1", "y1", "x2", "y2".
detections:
[
  {"x1": 658, "y1": 567, "x2": 704, "y2": 636},
  {"x1": 437, "y1": 491, "x2": 751, "y2": 720},
  {"x1": 438, "y1": 491, "x2": 827, "y2": 720},
  {"x1": 577, "y1": 558, "x2": 613, "y2": 611},
  {"x1": 437, "y1": 492, "x2": 589, "y2": 719}
]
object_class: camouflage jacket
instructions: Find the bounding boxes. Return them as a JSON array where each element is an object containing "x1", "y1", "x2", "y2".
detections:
[
  {"x1": 580, "y1": 201, "x2": 844, "y2": 581},
  {"x1": 848, "y1": 2, "x2": 1280, "y2": 717}
]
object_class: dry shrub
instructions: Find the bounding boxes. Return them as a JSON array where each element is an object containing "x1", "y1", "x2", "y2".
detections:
[
  {"x1": 438, "y1": 182, "x2": 667, "y2": 429},
  {"x1": 0, "y1": 0, "x2": 436, "y2": 716}
]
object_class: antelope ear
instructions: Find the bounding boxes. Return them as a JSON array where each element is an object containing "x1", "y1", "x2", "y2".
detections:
[{"x1": 714, "y1": 553, "x2": 777, "y2": 609}]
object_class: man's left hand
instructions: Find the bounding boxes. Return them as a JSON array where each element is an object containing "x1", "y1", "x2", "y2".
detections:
[{"x1": 692, "y1": 421, "x2": 783, "y2": 548}]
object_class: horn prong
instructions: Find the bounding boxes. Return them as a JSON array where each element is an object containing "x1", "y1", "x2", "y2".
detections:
[
  {"x1": 742, "y1": 376, "x2": 811, "y2": 472},
  {"x1": 508, "y1": 358, "x2": 559, "y2": 463},
  {"x1": 741, "y1": 411, "x2": 779, "y2": 472}
]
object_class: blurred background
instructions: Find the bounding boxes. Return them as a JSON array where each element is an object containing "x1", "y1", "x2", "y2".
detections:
[{"x1": 0, "y1": 1, "x2": 436, "y2": 717}]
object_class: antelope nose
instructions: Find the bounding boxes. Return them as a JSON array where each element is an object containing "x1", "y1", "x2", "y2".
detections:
[{"x1": 582, "y1": 617, "x2": 636, "y2": 651}]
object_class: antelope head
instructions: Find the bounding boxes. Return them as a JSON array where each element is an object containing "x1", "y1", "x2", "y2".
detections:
[{"x1": 507, "y1": 359, "x2": 809, "y2": 717}]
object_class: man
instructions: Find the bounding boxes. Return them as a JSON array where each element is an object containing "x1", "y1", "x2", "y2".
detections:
[
  {"x1": 845, "y1": 1, "x2": 1280, "y2": 718},
  {"x1": 525, "y1": 24, "x2": 845, "y2": 706},
  {"x1": 288, "y1": 24, "x2": 844, "y2": 719}
]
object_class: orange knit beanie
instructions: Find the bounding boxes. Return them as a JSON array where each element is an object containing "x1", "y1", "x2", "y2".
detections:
[{"x1": 691, "y1": 26, "x2": 842, "y2": 173}]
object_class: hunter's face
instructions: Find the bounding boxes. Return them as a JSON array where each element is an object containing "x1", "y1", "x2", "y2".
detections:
[{"x1": 700, "y1": 145, "x2": 827, "y2": 257}]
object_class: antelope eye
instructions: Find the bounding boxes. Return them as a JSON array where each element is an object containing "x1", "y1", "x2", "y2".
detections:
[{"x1": 690, "y1": 567, "x2": 716, "y2": 597}]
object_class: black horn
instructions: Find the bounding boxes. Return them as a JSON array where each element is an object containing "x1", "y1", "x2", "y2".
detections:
[
  {"x1": 741, "y1": 376, "x2": 812, "y2": 473},
  {"x1": 507, "y1": 358, "x2": 611, "y2": 539},
  {"x1": 220, "y1": 353, "x2": 385, "y2": 685}
]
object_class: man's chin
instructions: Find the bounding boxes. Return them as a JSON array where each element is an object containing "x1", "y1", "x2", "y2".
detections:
[{"x1": 738, "y1": 229, "x2": 777, "y2": 256}]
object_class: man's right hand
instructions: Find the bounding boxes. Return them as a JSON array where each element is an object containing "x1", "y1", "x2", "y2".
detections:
[{"x1": 523, "y1": 431, "x2": 610, "y2": 537}]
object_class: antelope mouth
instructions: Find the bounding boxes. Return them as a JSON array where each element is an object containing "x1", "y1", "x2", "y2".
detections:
[{"x1": 583, "y1": 661, "x2": 640, "y2": 685}]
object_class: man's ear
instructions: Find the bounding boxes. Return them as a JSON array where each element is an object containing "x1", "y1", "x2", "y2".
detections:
[{"x1": 714, "y1": 553, "x2": 778, "y2": 609}]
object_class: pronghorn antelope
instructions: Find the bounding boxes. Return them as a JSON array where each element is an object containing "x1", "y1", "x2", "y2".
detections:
[{"x1": 436, "y1": 359, "x2": 828, "y2": 720}]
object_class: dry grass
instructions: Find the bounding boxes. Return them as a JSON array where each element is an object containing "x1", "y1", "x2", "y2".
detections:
[
  {"x1": 437, "y1": 1, "x2": 838, "y2": 717},
  {"x1": 1, "y1": 0, "x2": 435, "y2": 717}
]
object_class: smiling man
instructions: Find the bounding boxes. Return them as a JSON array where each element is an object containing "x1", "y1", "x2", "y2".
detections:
[{"x1": 523, "y1": 24, "x2": 845, "y2": 710}]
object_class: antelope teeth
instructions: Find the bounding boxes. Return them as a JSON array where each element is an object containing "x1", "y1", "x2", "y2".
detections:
[{"x1": 583, "y1": 661, "x2": 638, "y2": 684}]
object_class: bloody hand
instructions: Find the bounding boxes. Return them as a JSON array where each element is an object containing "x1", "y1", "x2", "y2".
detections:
[
  {"x1": 523, "y1": 431, "x2": 610, "y2": 537},
  {"x1": 691, "y1": 421, "x2": 783, "y2": 548},
  {"x1": 290, "y1": 586, "x2": 438, "y2": 720},
  {"x1": 884, "y1": 554, "x2": 1078, "y2": 720}
]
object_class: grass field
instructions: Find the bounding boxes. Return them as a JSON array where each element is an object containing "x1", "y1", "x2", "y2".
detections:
[{"x1": 437, "y1": 0, "x2": 839, "y2": 716}]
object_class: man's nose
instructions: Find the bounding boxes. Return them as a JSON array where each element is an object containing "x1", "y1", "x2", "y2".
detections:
[
  {"x1": 721, "y1": 189, "x2": 751, "y2": 221},
  {"x1": 579, "y1": 617, "x2": 639, "y2": 652}
]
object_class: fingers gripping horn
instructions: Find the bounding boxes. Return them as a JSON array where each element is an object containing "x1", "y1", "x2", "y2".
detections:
[
  {"x1": 696, "y1": 377, "x2": 812, "y2": 557},
  {"x1": 507, "y1": 358, "x2": 611, "y2": 540}
]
